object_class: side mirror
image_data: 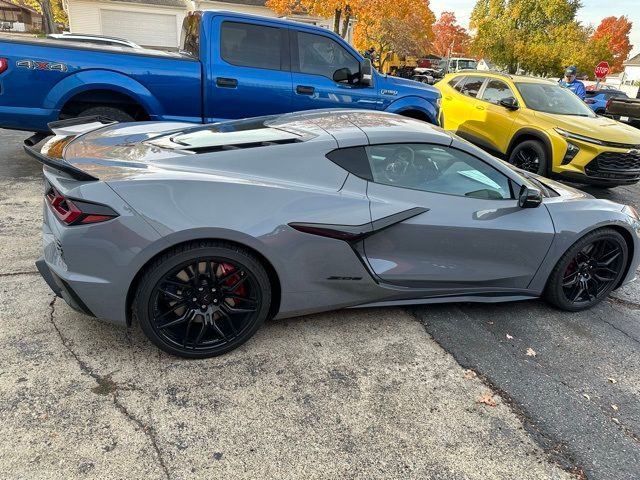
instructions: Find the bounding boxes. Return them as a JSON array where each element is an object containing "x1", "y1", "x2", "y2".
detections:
[
  {"x1": 518, "y1": 184, "x2": 542, "y2": 208},
  {"x1": 333, "y1": 67, "x2": 351, "y2": 84},
  {"x1": 500, "y1": 97, "x2": 519, "y2": 110},
  {"x1": 360, "y1": 58, "x2": 373, "y2": 87}
]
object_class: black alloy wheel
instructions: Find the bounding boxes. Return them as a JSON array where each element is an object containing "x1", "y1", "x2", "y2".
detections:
[
  {"x1": 134, "y1": 242, "x2": 271, "y2": 358},
  {"x1": 508, "y1": 140, "x2": 548, "y2": 175},
  {"x1": 544, "y1": 228, "x2": 628, "y2": 311}
]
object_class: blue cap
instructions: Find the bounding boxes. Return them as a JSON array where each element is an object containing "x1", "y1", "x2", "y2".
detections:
[{"x1": 565, "y1": 65, "x2": 577, "y2": 76}]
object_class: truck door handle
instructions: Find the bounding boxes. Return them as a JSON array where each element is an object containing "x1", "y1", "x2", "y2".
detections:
[
  {"x1": 296, "y1": 85, "x2": 315, "y2": 95},
  {"x1": 216, "y1": 77, "x2": 238, "y2": 88}
]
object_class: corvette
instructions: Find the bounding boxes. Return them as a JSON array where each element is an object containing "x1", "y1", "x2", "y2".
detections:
[{"x1": 28, "y1": 110, "x2": 640, "y2": 358}]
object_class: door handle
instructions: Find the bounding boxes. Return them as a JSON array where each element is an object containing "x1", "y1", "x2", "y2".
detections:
[
  {"x1": 444, "y1": 95, "x2": 452, "y2": 101},
  {"x1": 296, "y1": 85, "x2": 315, "y2": 95},
  {"x1": 216, "y1": 77, "x2": 238, "y2": 88},
  {"x1": 475, "y1": 105, "x2": 485, "y2": 110}
]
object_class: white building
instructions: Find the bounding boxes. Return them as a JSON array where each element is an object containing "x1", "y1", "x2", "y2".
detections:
[
  {"x1": 63, "y1": 0, "x2": 336, "y2": 50},
  {"x1": 622, "y1": 52, "x2": 640, "y2": 84}
]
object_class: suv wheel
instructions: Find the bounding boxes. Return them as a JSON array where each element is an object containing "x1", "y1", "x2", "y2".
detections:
[{"x1": 508, "y1": 140, "x2": 548, "y2": 175}]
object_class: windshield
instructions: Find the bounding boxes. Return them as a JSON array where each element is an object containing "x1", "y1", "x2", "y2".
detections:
[
  {"x1": 516, "y1": 82, "x2": 595, "y2": 116},
  {"x1": 456, "y1": 59, "x2": 477, "y2": 70}
]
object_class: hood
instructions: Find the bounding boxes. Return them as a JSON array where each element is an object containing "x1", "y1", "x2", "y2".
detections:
[
  {"x1": 535, "y1": 112, "x2": 640, "y2": 145},
  {"x1": 380, "y1": 75, "x2": 439, "y2": 98}
]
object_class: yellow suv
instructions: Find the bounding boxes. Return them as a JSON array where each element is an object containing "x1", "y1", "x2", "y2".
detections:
[{"x1": 436, "y1": 72, "x2": 640, "y2": 187}]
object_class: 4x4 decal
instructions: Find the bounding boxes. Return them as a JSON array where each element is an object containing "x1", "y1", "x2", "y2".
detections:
[{"x1": 16, "y1": 59, "x2": 68, "y2": 72}]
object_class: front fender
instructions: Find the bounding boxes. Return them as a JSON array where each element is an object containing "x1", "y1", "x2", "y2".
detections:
[
  {"x1": 384, "y1": 96, "x2": 439, "y2": 125},
  {"x1": 44, "y1": 69, "x2": 163, "y2": 117}
]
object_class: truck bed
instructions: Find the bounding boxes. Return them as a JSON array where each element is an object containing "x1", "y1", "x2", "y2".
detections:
[{"x1": 0, "y1": 37, "x2": 203, "y2": 131}]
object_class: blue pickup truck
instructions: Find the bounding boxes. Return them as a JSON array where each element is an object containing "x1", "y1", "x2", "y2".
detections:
[{"x1": 0, "y1": 11, "x2": 440, "y2": 132}]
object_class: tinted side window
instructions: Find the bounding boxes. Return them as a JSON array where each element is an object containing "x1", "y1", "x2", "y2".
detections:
[
  {"x1": 326, "y1": 147, "x2": 372, "y2": 180},
  {"x1": 460, "y1": 76, "x2": 485, "y2": 98},
  {"x1": 366, "y1": 143, "x2": 511, "y2": 199},
  {"x1": 221, "y1": 22, "x2": 282, "y2": 70},
  {"x1": 295, "y1": 31, "x2": 360, "y2": 83},
  {"x1": 481, "y1": 79, "x2": 514, "y2": 104},
  {"x1": 449, "y1": 76, "x2": 466, "y2": 92}
]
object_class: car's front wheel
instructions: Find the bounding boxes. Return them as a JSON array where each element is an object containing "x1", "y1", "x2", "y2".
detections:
[
  {"x1": 544, "y1": 228, "x2": 628, "y2": 311},
  {"x1": 508, "y1": 140, "x2": 548, "y2": 175},
  {"x1": 133, "y1": 241, "x2": 271, "y2": 358}
]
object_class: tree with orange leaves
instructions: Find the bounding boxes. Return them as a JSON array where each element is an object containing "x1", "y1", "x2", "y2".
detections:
[
  {"x1": 592, "y1": 16, "x2": 633, "y2": 73},
  {"x1": 352, "y1": 0, "x2": 435, "y2": 70},
  {"x1": 266, "y1": 0, "x2": 356, "y2": 38},
  {"x1": 431, "y1": 12, "x2": 470, "y2": 57}
]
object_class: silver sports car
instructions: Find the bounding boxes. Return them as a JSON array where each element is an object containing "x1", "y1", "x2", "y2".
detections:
[{"x1": 28, "y1": 110, "x2": 640, "y2": 358}]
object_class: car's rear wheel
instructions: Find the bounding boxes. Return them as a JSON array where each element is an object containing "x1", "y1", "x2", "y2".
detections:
[
  {"x1": 133, "y1": 241, "x2": 271, "y2": 358},
  {"x1": 508, "y1": 140, "x2": 548, "y2": 175},
  {"x1": 544, "y1": 228, "x2": 628, "y2": 311}
]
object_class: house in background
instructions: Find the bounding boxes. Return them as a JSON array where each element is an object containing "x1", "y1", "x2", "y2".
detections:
[
  {"x1": 63, "y1": 0, "x2": 339, "y2": 50},
  {"x1": 622, "y1": 53, "x2": 640, "y2": 85},
  {"x1": 0, "y1": 0, "x2": 42, "y2": 32},
  {"x1": 477, "y1": 58, "x2": 495, "y2": 71}
]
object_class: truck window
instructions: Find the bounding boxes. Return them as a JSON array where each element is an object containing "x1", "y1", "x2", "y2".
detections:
[
  {"x1": 294, "y1": 31, "x2": 360, "y2": 84},
  {"x1": 180, "y1": 13, "x2": 201, "y2": 58},
  {"x1": 221, "y1": 22, "x2": 283, "y2": 71}
]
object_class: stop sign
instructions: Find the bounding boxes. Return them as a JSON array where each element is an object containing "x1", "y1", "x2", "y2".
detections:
[{"x1": 595, "y1": 61, "x2": 610, "y2": 79}]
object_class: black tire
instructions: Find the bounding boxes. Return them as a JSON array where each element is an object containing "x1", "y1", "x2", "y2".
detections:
[
  {"x1": 133, "y1": 241, "x2": 271, "y2": 359},
  {"x1": 508, "y1": 140, "x2": 548, "y2": 175},
  {"x1": 544, "y1": 228, "x2": 628, "y2": 312},
  {"x1": 78, "y1": 106, "x2": 135, "y2": 123}
]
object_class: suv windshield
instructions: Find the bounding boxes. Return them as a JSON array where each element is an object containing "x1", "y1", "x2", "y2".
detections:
[
  {"x1": 456, "y1": 59, "x2": 477, "y2": 70},
  {"x1": 516, "y1": 82, "x2": 595, "y2": 117}
]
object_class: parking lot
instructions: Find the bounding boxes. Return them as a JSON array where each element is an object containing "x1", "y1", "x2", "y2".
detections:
[{"x1": 0, "y1": 127, "x2": 639, "y2": 479}]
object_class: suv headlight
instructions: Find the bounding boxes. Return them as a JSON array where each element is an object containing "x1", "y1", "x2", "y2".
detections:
[
  {"x1": 554, "y1": 128, "x2": 604, "y2": 146},
  {"x1": 622, "y1": 205, "x2": 639, "y2": 220}
]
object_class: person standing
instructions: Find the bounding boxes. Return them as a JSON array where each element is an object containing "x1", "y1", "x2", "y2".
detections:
[{"x1": 559, "y1": 65, "x2": 586, "y2": 100}]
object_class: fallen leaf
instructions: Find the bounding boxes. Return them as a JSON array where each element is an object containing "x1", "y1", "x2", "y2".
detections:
[
  {"x1": 506, "y1": 334, "x2": 513, "y2": 340},
  {"x1": 611, "y1": 404, "x2": 619, "y2": 411},
  {"x1": 607, "y1": 377, "x2": 617, "y2": 384},
  {"x1": 487, "y1": 321, "x2": 494, "y2": 325},
  {"x1": 526, "y1": 347, "x2": 537, "y2": 357},
  {"x1": 582, "y1": 393, "x2": 591, "y2": 401},
  {"x1": 463, "y1": 369, "x2": 477, "y2": 380},
  {"x1": 477, "y1": 392, "x2": 497, "y2": 407},
  {"x1": 612, "y1": 418, "x2": 620, "y2": 425}
]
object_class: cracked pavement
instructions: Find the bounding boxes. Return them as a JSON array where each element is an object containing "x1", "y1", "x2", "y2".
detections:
[{"x1": 0, "y1": 127, "x2": 638, "y2": 479}]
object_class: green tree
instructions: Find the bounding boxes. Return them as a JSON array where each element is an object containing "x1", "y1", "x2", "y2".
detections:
[{"x1": 470, "y1": 0, "x2": 582, "y2": 74}]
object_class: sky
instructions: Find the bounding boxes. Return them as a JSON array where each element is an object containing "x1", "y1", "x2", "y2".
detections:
[{"x1": 429, "y1": 0, "x2": 640, "y2": 59}]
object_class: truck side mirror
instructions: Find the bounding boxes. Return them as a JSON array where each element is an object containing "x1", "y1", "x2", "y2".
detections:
[
  {"x1": 360, "y1": 59, "x2": 373, "y2": 87},
  {"x1": 518, "y1": 184, "x2": 542, "y2": 208},
  {"x1": 333, "y1": 68, "x2": 351, "y2": 84}
]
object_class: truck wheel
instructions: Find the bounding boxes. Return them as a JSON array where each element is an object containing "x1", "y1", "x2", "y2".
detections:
[
  {"x1": 78, "y1": 106, "x2": 134, "y2": 123},
  {"x1": 508, "y1": 140, "x2": 548, "y2": 175}
]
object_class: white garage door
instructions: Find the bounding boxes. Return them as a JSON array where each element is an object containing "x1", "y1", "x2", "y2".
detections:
[{"x1": 100, "y1": 9, "x2": 178, "y2": 48}]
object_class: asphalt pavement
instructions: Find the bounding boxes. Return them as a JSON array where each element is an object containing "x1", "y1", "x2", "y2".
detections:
[{"x1": 0, "y1": 127, "x2": 639, "y2": 479}]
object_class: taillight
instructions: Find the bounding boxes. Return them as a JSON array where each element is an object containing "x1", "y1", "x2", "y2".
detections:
[
  {"x1": 606, "y1": 99, "x2": 612, "y2": 111},
  {"x1": 45, "y1": 184, "x2": 118, "y2": 225},
  {"x1": 0, "y1": 58, "x2": 7, "y2": 74}
]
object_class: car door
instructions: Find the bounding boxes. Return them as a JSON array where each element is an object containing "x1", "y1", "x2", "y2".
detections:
[
  {"x1": 361, "y1": 143, "x2": 555, "y2": 291},
  {"x1": 289, "y1": 29, "x2": 379, "y2": 111},
  {"x1": 206, "y1": 19, "x2": 293, "y2": 121},
  {"x1": 475, "y1": 78, "x2": 520, "y2": 154},
  {"x1": 446, "y1": 76, "x2": 488, "y2": 143}
]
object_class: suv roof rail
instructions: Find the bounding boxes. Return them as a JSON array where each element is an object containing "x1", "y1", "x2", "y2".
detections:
[{"x1": 448, "y1": 69, "x2": 513, "y2": 79}]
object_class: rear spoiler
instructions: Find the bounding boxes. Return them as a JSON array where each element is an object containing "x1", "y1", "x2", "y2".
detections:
[
  {"x1": 23, "y1": 116, "x2": 118, "y2": 182},
  {"x1": 23, "y1": 144, "x2": 99, "y2": 181}
]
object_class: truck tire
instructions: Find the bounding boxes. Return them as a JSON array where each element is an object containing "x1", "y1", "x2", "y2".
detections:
[{"x1": 77, "y1": 106, "x2": 134, "y2": 123}]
